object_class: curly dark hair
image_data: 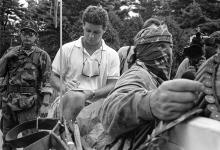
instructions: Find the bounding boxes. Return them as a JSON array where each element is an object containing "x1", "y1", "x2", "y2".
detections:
[{"x1": 82, "y1": 5, "x2": 109, "y2": 30}]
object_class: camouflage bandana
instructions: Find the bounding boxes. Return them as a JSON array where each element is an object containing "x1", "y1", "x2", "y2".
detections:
[
  {"x1": 135, "y1": 42, "x2": 172, "y2": 82},
  {"x1": 134, "y1": 24, "x2": 173, "y2": 45}
]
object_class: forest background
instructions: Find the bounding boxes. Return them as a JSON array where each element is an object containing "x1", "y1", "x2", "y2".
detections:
[{"x1": 1, "y1": 0, "x2": 220, "y2": 77}]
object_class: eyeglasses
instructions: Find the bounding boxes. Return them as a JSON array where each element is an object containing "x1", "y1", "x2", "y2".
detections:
[
  {"x1": 81, "y1": 47, "x2": 103, "y2": 77},
  {"x1": 21, "y1": 31, "x2": 36, "y2": 37}
]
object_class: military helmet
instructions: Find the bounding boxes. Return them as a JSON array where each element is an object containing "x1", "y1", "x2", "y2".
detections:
[{"x1": 20, "y1": 20, "x2": 38, "y2": 34}]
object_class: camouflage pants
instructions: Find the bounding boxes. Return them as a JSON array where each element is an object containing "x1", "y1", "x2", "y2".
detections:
[{"x1": 1, "y1": 102, "x2": 38, "y2": 150}]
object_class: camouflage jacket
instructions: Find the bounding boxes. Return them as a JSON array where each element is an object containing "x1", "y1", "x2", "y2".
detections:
[
  {"x1": 98, "y1": 62, "x2": 159, "y2": 149},
  {"x1": 76, "y1": 62, "x2": 159, "y2": 150},
  {"x1": 1, "y1": 45, "x2": 52, "y2": 111}
]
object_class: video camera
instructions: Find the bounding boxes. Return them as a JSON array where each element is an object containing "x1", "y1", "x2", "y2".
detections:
[{"x1": 184, "y1": 32, "x2": 205, "y2": 60}]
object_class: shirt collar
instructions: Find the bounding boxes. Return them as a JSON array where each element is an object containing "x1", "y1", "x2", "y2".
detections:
[
  {"x1": 20, "y1": 45, "x2": 36, "y2": 56},
  {"x1": 74, "y1": 36, "x2": 107, "y2": 51}
]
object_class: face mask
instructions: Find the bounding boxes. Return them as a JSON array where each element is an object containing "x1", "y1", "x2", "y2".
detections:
[
  {"x1": 163, "y1": 54, "x2": 172, "y2": 80},
  {"x1": 137, "y1": 43, "x2": 173, "y2": 81}
]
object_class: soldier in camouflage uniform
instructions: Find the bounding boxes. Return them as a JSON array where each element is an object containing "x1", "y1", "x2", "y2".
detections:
[{"x1": 0, "y1": 20, "x2": 52, "y2": 150}]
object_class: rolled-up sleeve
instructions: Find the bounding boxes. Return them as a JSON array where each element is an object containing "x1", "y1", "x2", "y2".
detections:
[
  {"x1": 39, "y1": 51, "x2": 53, "y2": 95},
  {"x1": 99, "y1": 67, "x2": 157, "y2": 138},
  {"x1": 52, "y1": 47, "x2": 69, "y2": 76}
]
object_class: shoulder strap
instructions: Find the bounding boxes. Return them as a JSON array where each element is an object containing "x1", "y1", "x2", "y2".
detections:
[
  {"x1": 120, "y1": 46, "x2": 132, "y2": 75},
  {"x1": 126, "y1": 46, "x2": 131, "y2": 58}
]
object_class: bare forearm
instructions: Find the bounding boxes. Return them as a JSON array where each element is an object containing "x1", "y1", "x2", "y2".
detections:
[{"x1": 50, "y1": 72, "x2": 63, "y2": 92}]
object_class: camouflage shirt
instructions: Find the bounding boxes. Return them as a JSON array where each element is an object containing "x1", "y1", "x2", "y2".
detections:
[
  {"x1": 2, "y1": 45, "x2": 52, "y2": 111},
  {"x1": 76, "y1": 62, "x2": 158, "y2": 150}
]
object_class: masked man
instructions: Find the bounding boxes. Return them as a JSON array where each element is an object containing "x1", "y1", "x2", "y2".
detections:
[
  {"x1": 118, "y1": 18, "x2": 162, "y2": 75},
  {"x1": 0, "y1": 20, "x2": 52, "y2": 150}
]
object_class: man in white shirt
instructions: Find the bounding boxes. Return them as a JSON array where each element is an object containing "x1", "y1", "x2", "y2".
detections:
[{"x1": 50, "y1": 5, "x2": 120, "y2": 121}]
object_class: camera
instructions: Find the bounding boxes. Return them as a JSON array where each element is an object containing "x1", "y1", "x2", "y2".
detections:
[{"x1": 184, "y1": 32, "x2": 205, "y2": 59}]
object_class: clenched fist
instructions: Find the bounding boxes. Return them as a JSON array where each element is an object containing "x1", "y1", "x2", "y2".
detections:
[{"x1": 150, "y1": 79, "x2": 205, "y2": 120}]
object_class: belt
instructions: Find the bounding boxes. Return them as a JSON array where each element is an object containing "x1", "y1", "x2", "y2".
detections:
[{"x1": 8, "y1": 85, "x2": 36, "y2": 93}]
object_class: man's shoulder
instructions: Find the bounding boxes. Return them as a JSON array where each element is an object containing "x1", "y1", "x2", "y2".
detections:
[
  {"x1": 117, "y1": 65, "x2": 156, "y2": 88},
  {"x1": 118, "y1": 46, "x2": 135, "y2": 58},
  {"x1": 61, "y1": 40, "x2": 81, "y2": 53},
  {"x1": 63, "y1": 37, "x2": 82, "y2": 48},
  {"x1": 62, "y1": 41, "x2": 76, "y2": 48},
  {"x1": 105, "y1": 47, "x2": 119, "y2": 61},
  {"x1": 33, "y1": 46, "x2": 49, "y2": 55},
  {"x1": 129, "y1": 64, "x2": 152, "y2": 76},
  {"x1": 103, "y1": 43, "x2": 118, "y2": 57},
  {"x1": 34, "y1": 46, "x2": 45, "y2": 52},
  {"x1": 118, "y1": 46, "x2": 134, "y2": 53}
]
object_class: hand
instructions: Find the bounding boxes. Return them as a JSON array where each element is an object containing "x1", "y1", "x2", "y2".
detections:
[
  {"x1": 4, "y1": 47, "x2": 20, "y2": 59},
  {"x1": 59, "y1": 83, "x2": 69, "y2": 94},
  {"x1": 150, "y1": 79, "x2": 205, "y2": 121},
  {"x1": 197, "y1": 57, "x2": 206, "y2": 67},
  {"x1": 39, "y1": 94, "x2": 50, "y2": 117},
  {"x1": 39, "y1": 105, "x2": 49, "y2": 118},
  {"x1": 65, "y1": 80, "x2": 80, "y2": 92},
  {"x1": 83, "y1": 90, "x2": 94, "y2": 100},
  {"x1": 187, "y1": 66, "x2": 196, "y2": 73}
]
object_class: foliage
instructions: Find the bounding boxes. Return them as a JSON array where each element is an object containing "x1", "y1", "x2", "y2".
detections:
[
  {"x1": 199, "y1": 19, "x2": 220, "y2": 35},
  {"x1": 119, "y1": 16, "x2": 143, "y2": 46},
  {"x1": 164, "y1": 16, "x2": 192, "y2": 77},
  {"x1": 163, "y1": 0, "x2": 220, "y2": 75},
  {"x1": 198, "y1": 0, "x2": 220, "y2": 19},
  {"x1": 138, "y1": 0, "x2": 157, "y2": 21},
  {"x1": 36, "y1": 0, "x2": 121, "y2": 57},
  {"x1": 0, "y1": 0, "x2": 26, "y2": 56},
  {"x1": 103, "y1": 23, "x2": 120, "y2": 50},
  {"x1": 170, "y1": 0, "x2": 220, "y2": 33},
  {"x1": 179, "y1": 2, "x2": 207, "y2": 28},
  {"x1": 1, "y1": 0, "x2": 220, "y2": 73}
]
